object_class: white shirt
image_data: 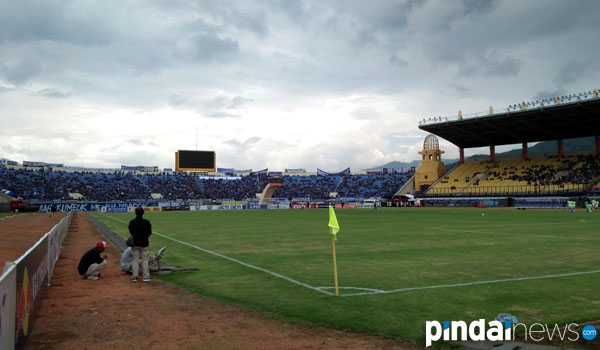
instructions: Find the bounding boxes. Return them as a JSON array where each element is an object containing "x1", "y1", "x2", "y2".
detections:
[{"x1": 120, "y1": 247, "x2": 133, "y2": 271}]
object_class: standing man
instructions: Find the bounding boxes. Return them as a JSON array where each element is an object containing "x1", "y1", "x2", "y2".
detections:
[
  {"x1": 128, "y1": 207, "x2": 152, "y2": 282},
  {"x1": 78, "y1": 241, "x2": 109, "y2": 280}
]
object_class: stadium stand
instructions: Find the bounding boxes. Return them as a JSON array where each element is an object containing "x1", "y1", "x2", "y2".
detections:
[
  {"x1": 273, "y1": 173, "x2": 410, "y2": 200},
  {"x1": 419, "y1": 89, "x2": 600, "y2": 199},
  {"x1": 427, "y1": 154, "x2": 600, "y2": 196},
  {"x1": 0, "y1": 167, "x2": 410, "y2": 202}
]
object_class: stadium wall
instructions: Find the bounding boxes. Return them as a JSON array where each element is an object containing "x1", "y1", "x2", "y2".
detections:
[
  {"x1": 0, "y1": 212, "x2": 73, "y2": 350},
  {"x1": 0, "y1": 192, "x2": 12, "y2": 212},
  {"x1": 0, "y1": 263, "x2": 16, "y2": 350}
]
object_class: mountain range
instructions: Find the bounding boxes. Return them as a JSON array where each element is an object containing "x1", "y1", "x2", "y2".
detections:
[{"x1": 368, "y1": 136, "x2": 596, "y2": 170}]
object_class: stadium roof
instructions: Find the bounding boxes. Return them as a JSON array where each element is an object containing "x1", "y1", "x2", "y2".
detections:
[{"x1": 418, "y1": 96, "x2": 600, "y2": 149}]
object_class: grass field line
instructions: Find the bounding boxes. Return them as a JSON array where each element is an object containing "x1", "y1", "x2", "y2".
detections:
[
  {"x1": 98, "y1": 213, "x2": 600, "y2": 298},
  {"x1": 0, "y1": 214, "x2": 24, "y2": 220},
  {"x1": 438, "y1": 219, "x2": 600, "y2": 230},
  {"x1": 98, "y1": 213, "x2": 334, "y2": 296},
  {"x1": 336, "y1": 269, "x2": 600, "y2": 296},
  {"x1": 430, "y1": 227, "x2": 600, "y2": 240},
  {"x1": 317, "y1": 286, "x2": 386, "y2": 292}
]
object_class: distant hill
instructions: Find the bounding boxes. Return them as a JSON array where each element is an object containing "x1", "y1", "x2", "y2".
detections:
[
  {"x1": 367, "y1": 160, "x2": 421, "y2": 171},
  {"x1": 496, "y1": 136, "x2": 595, "y2": 156},
  {"x1": 369, "y1": 136, "x2": 596, "y2": 170}
]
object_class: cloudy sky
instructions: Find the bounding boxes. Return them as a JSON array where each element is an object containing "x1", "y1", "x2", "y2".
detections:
[{"x1": 1, "y1": 0, "x2": 599, "y2": 171}]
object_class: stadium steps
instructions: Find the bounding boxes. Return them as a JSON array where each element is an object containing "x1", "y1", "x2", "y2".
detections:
[
  {"x1": 428, "y1": 162, "x2": 460, "y2": 191},
  {"x1": 395, "y1": 175, "x2": 415, "y2": 196},
  {"x1": 457, "y1": 171, "x2": 488, "y2": 195}
]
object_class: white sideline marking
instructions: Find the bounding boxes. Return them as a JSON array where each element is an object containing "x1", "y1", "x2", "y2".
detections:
[
  {"x1": 430, "y1": 227, "x2": 600, "y2": 241},
  {"x1": 99, "y1": 213, "x2": 333, "y2": 296},
  {"x1": 338, "y1": 269, "x2": 600, "y2": 296},
  {"x1": 0, "y1": 214, "x2": 25, "y2": 220},
  {"x1": 317, "y1": 286, "x2": 386, "y2": 293},
  {"x1": 98, "y1": 213, "x2": 600, "y2": 297},
  {"x1": 449, "y1": 220, "x2": 600, "y2": 230}
]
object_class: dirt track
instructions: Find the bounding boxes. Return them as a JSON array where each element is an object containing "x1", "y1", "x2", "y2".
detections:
[
  {"x1": 0, "y1": 213, "x2": 66, "y2": 266},
  {"x1": 24, "y1": 213, "x2": 420, "y2": 350}
]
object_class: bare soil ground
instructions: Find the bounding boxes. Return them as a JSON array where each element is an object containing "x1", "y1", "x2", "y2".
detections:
[
  {"x1": 0, "y1": 213, "x2": 66, "y2": 266},
  {"x1": 23, "y1": 213, "x2": 421, "y2": 350}
]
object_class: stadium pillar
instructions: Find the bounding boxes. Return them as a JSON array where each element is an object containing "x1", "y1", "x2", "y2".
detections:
[
  {"x1": 557, "y1": 139, "x2": 563, "y2": 158},
  {"x1": 490, "y1": 145, "x2": 495, "y2": 162},
  {"x1": 522, "y1": 142, "x2": 528, "y2": 160},
  {"x1": 596, "y1": 136, "x2": 600, "y2": 154},
  {"x1": 459, "y1": 148, "x2": 464, "y2": 164}
]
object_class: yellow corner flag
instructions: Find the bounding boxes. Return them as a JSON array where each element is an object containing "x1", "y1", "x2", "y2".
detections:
[
  {"x1": 328, "y1": 205, "x2": 340, "y2": 240},
  {"x1": 328, "y1": 205, "x2": 341, "y2": 296}
]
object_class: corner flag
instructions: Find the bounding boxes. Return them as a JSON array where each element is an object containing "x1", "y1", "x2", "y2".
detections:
[
  {"x1": 328, "y1": 205, "x2": 340, "y2": 240},
  {"x1": 328, "y1": 205, "x2": 341, "y2": 296}
]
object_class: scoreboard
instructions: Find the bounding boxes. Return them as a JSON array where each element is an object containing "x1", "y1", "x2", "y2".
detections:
[{"x1": 175, "y1": 150, "x2": 216, "y2": 172}]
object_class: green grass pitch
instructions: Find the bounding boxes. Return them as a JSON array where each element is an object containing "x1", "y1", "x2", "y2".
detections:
[{"x1": 91, "y1": 208, "x2": 600, "y2": 342}]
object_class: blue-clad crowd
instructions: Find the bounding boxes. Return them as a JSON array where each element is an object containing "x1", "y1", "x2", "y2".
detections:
[{"x1": 0, "y1": 168, "x2": 409, "y2": 201}]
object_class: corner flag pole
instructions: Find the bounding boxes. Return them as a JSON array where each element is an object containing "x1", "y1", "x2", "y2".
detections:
[
  {"x1": 328, "y1": 205, "x2": 340, "y2": 297},
  {"x1": 331, "y1": 234, "x2": 339, "y2": 296}
]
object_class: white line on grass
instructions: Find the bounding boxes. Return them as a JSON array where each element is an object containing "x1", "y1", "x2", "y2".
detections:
[
  {"x1": 317, "y1": 286, "x2": 386, "y2": 293},
  {"x1": 0, "y1": 214, "x2": 25, "y2": 220},
  {"x1": 443, "y1": 220, "x2": 600, "y2": 230},
  {"x1": 338, "y1": 269, "x2": 600, "y2": 296},
  {"x1": 99, "y1": 213, "x2": 334, "y2": 296},
  {"x1": 97, "y1": 213, "x2": 600, "y2": 297},
  {"x1": 429, "y1": 227, "x2": 600, "y2": 241}
]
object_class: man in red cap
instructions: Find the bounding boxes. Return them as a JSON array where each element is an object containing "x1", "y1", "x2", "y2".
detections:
[{"x1": 77, "y1": 241, "x2": 109, "y2": 280}]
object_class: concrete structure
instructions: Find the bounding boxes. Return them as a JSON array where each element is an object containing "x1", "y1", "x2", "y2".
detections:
[{"x1": 415, "y1": 134, "x2": 446, "y2": 192}]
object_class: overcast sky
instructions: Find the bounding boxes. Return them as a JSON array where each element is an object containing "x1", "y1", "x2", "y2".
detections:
[{"x1": 1, "y1": 0, "x2": 599, "y2": 171}]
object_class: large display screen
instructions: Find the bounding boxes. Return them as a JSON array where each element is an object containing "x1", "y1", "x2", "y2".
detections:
[{"x1": 175, "y1": 150, "x2": 216, "y2": 171}]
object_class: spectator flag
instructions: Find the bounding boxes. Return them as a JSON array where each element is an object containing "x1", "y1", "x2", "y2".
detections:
[{"x1": 328, "y1": 205, "x2": 340, "y2": 240}]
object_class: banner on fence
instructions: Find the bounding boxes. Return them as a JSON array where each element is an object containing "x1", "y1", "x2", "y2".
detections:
[
  {"x1": 37, "y1": 202, "x2": 158, "y2": 213},
  {"x1": 47, "y1": 214, "x2": 71, "y2": 283},
  {"x1": 14, "y1": 235, "x2": 49, "y2": 348},
  {"x1": 106, "y1": 207, "x2": 128, "y2": 213},
  {"x1": 0, "y1": 263, "x2": 17, "y2": 350},
  {"x1": 190, "y1": 205, "x2": 244, "y2": 211},
  {"x1": 130, "y1": 206, "x2": 162, "y2": 212}
]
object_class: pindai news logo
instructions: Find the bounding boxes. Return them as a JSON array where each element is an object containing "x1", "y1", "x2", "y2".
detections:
[{"x1": 425, "y1": 319, "x2": 597, "y2": 347}]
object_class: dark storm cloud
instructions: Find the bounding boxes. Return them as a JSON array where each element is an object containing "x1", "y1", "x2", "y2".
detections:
[
  {"x1": 554, "y1": 59, "x2": 596, "y2": 86},
  {"x1": 412, "y1": 1, "x2": 600, "y2": 83},
  {"x1": 188, "y1": 33, "x2": 239, "y2": 61},
  {"x1": 0, "y1": 0, "x2": 113, "y2": 45},
  {"x1": 2, "y1": 0, "x2": 600, "y2": 170},
  {"x1": 0, "y1": 58, "x2": 41, "y2": 85},
  {"x1": 154, "y1": 0, "x2": 269, "y2": 37},
  {"x1": 483, "y1": 57, "x2": 521, "y2": 77},
  {"x1": 461, "y1": 0, "x2": 498, "y2": 14}
]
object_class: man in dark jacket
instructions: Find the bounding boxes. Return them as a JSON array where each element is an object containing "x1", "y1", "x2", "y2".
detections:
[
  {"x1": 78, "y1": 241, "x2": 109, "y2": 280},
  {"x1": 128, "y1": 207, "x2": 152, "y2": 282}
]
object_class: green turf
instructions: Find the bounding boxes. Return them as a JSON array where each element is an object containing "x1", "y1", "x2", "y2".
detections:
[
  {"x1": 0, "y1": 212, "x2": 18, "y2": 218},
  {"x1": 91, "y1": 208, "x2": 600, "y2": 343}
]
